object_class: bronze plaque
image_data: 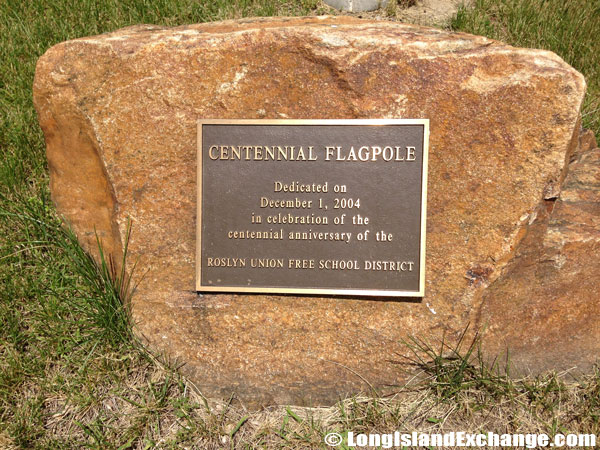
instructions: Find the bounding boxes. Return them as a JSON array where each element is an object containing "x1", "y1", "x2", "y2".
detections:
[{"x1": 196, "y1": 119, "x2": 429, "y2": 297}]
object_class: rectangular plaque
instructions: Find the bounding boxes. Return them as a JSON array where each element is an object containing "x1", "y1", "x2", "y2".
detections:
[{"x1": 196, "y1": 119, "x2": 428, "y2": 297}]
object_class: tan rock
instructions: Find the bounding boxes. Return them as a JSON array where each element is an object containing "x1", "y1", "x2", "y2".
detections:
[
  {"x1": 33, "y1": 17, "x2": 587, "y2": 406},
  {"x1": 477, "y1": 131, "x2": 600, "y2": 374}
]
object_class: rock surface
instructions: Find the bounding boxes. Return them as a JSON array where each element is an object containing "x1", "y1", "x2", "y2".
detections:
[
  {"x1": 33, "y1": 17, "x2": 589, "y2": 406},
  {"x1": 478, "y1": 130, "x2": 600, "y2": 373}
]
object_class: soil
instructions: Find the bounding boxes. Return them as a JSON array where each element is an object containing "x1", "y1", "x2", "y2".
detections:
[
  {"x1": 328, "y1": 0, "x2": 473, "y2": 27},
  {"x1": 398, "y1": 0, "x2": 471, "y2": 25}
]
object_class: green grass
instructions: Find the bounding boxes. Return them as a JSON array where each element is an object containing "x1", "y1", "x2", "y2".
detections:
[
  {"x1": 1, "y1": 0, "x2": 599, "y2": 447},
  {"x1": 452, "y1": 0, "x2": 600, "y2": 138}
]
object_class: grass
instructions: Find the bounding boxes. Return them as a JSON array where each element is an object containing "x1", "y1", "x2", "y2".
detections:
[{"x1": 1, "y1": 0, "x2": 599, "y2": 448}]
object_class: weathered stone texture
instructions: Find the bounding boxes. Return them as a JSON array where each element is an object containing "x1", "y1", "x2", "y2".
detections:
[
  {"x1": 477, "y1": 130, "x2": 600, "y2": 373},
  {"x1": 33, "y1": 17, "x2": 591, "y2": 406}
]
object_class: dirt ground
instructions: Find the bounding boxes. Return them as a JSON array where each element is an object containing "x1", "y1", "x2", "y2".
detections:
[
  {"x1": 399, "y1": 0, "x2": 472, "y2": 25},
  {"x1": 333, "y1": 0, "x2": 473, "y2": 26}
]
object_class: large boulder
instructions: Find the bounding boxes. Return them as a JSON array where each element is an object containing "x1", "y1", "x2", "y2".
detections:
[{"x1": 33, "y1": 16, "x2": 590, "y2": 406}]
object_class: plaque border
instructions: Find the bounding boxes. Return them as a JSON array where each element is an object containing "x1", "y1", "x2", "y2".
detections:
[{"x1": 196, "y1": 119, "x2": 429, "y2": 297}]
